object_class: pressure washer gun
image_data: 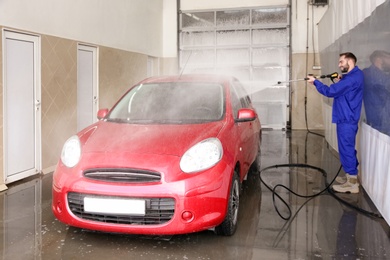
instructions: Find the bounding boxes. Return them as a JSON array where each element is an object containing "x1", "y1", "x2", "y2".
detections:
[
  {"x1": 320, "y1": 72, "x2": 339, "y2": 83},
  {"x1": 277, "y1": 72, "x2": 339, "y2": 84}
]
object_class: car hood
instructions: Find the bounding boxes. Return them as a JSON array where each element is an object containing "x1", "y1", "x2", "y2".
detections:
[{"x1": 80, "y1": 121, "x2": 226, "y2": 157}]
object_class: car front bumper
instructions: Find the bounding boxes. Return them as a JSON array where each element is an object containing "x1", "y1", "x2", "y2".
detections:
[{"x1": 52, "y1": 154, "x2": 233, "y2": 235}]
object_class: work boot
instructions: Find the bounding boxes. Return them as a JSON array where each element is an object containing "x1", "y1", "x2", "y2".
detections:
[
  {"x1": 335, "y1": 173, "x2": 360, "y2": 184},
  {"x1": 332, "y1": 175, "x2": 359, "y2": 193},
  {"x1": 335, "y1": 174, "x2": 347, "y2": 184}
]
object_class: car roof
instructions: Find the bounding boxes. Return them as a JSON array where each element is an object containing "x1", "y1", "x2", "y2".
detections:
[{"x1": 137, "y1": 74, "x2": 237, "y2": 85}]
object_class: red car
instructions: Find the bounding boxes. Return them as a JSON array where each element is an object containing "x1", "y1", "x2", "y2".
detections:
[{"x1": 52, "y1": 74, "x2": 261, "y2": 236}]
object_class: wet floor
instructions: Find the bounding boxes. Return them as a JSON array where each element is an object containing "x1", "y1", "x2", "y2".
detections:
[{"x1": 0, "y1": 130, "x2": 389, "y2": 260}]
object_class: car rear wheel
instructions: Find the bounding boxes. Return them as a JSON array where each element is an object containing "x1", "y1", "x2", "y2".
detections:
[
  {"x1": 249, "y1": 145, "x2": 261, "y2": 176},
  {"x1": 215, "y1": 172, "x2": 240, "y2": 236}
]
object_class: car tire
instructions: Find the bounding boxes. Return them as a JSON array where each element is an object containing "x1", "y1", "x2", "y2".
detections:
[
  {"x1": 215, "y1": 172, "x2": 240, "y2": 236},
  {"x1": 250, "y1": 146, "x2": 261, "y2": 176}
]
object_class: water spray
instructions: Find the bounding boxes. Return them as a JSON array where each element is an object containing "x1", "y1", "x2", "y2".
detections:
[{"x1": 277, "y1": 72, "x2": 339, "y2": 84}]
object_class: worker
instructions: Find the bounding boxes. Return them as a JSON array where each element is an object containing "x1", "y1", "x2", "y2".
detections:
[{"x1": 307, "y1": 52, "x2": 364, "y2": 193}]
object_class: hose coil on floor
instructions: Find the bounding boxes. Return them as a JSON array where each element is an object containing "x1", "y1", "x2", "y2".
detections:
[{"x1": 259, "y1": 163, "x2": 383, "y2": 220}]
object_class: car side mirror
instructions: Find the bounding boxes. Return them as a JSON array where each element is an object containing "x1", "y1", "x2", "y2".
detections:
[
  {"x1": 235, "y1": 108, "x2": 257, "y2": 123},
  {"x1": 97, "y1": 109, "x2": 109, "y2": 120}
]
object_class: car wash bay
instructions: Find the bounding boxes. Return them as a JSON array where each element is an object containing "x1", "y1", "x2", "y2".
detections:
[{"x1": 0, "y1": 130, "x2": 389, "y2": 260}]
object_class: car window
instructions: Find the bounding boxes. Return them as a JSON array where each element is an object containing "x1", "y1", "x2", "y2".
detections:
[
  {"x1": 232, "y1": 80, "x2": 251, "y2": 108},
  {"x1": 108, "y1": 82, "x2": 225, "y2": 124},
  {"x1": 230, "y1": 80, "x2": 252, "y2": 119},
  {"x1": 230, "y1": 85, "x2": 241, "y2": 120}
]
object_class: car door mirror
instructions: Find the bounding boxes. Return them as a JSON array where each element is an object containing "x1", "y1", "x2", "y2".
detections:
[
  {"x1": 97, "y1": 109, "x2": 109, "y2": 120},
  {"x1": 235, "y1": 108, "x2": 257, "y2": 123}
]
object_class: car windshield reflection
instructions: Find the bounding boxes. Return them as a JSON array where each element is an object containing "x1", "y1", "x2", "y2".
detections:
[{"x1": 107, "y1": 82, "x2": 225, "y2": 124}]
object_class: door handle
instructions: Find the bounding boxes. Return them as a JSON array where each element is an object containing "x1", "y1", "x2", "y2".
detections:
[{"x1": 35, "y1": 100, "x2": 41, "y2": 110}]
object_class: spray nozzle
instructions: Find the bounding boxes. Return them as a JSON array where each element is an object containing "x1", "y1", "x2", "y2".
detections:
[{"x1": 319, "y1": 72, "x2": 339, "y2": 80}]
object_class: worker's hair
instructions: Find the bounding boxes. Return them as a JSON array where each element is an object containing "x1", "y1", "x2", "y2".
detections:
[
  {"x1": 340, "y1": 52, "x2": 357, "y2": 64},
  {"x1": 369, "y1": 50, "x2": 390, "y2": 63}
]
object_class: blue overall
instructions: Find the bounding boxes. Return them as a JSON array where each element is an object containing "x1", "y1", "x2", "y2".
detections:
[
  {"x1": 363, "y1": 65, "x2": 390, "y2": 135},
  {"x1": 313, "y1": 66, "x2": 364, "y2": 175}
]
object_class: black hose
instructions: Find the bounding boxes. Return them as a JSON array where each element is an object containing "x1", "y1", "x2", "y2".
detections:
[{"x1": 259, "y1": 163, "x2": 383, "y2": 220}]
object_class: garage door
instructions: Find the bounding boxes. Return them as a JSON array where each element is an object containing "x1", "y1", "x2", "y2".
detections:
[{"x1": 179, "y1": 6, "x2": 290, "y2": 129}]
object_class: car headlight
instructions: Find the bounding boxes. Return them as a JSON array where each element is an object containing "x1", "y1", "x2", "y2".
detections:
[
  {"x1": 180, "y1": 138, "x2": 223, "y2": 173},
  {"x1": 61, "y1": 135, "x2": 81, "y2": 168}
]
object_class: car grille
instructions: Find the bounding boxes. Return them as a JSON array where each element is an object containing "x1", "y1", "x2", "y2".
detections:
[
  {"x1": 83, "y1": 168, "x2": 161, "y2": 183},
  {"x1": 67, "y1": 192, "x2": 175, "y2": 225}
]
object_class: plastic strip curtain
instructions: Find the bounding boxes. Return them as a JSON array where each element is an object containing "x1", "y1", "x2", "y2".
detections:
[
  {"x1": 360, "y1": 123, "x2": 390, "y2": 225},
  {"x1": 318, "y1": 0, "x2": 390, "y2": 225},
  {"x1": 318, "y1": 0, "x2": 385, "y2": 52}
]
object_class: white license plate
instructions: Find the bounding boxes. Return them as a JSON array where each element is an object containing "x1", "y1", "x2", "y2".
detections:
[{"x1": 84, "y1": 197, "x2": 146, "y2": 216}]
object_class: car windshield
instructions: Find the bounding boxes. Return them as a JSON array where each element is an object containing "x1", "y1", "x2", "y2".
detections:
[{"x1": 107, "y1": 82, "x2": 225, "y2": 124}]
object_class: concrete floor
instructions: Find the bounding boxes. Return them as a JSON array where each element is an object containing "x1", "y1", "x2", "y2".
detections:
[{"x1": 1, "y1": 130, "x2": 389, "y2": 260}]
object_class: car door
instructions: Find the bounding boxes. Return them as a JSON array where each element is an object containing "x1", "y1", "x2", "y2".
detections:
[{"x1": 230, "y1": 81, "x2": 256, "y2": 177}]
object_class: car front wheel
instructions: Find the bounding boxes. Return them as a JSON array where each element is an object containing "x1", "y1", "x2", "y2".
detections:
[{"x1": 215, "y1": 172, "x2": 240, "y2": 236}]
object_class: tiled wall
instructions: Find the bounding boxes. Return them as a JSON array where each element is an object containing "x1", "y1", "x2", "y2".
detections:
[
  {"x1": 291, "y1": 53, "x2": 324, "y2": 130},
  {"x1": 41, "y1": 36, "x2": 156, "y2": 169},
  {"x1": 0, "y1": 29, "x2": 177, "y2": 183},
  {"x1": 99, "y1": 47, "x2": 148, "y2": 110},
  {"x1": 41, "y1": 34, "x2": 78, "y2": 168}
]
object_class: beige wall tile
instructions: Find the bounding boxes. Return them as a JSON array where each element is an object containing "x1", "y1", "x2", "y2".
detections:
[
  {"x1": 160, "y1": 58, "x2": 179, "y2": 76},
  {"x1": 99, "y1": 47, "x2": 148, "y2": 109},
  {"x1": 291, "y1": 53, "x2": 324, "y2": 130},
  {"x1": 41, "y1": 35, "x2": 78, "y2": 168}
]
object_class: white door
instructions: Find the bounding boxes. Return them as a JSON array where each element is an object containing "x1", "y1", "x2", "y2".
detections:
[
  {"x1": 3, "y1": 30, "x2": 41, "y2": 184},
  {"x1": 77, "y1": 44, "x2": 98, "y2": 131}
]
